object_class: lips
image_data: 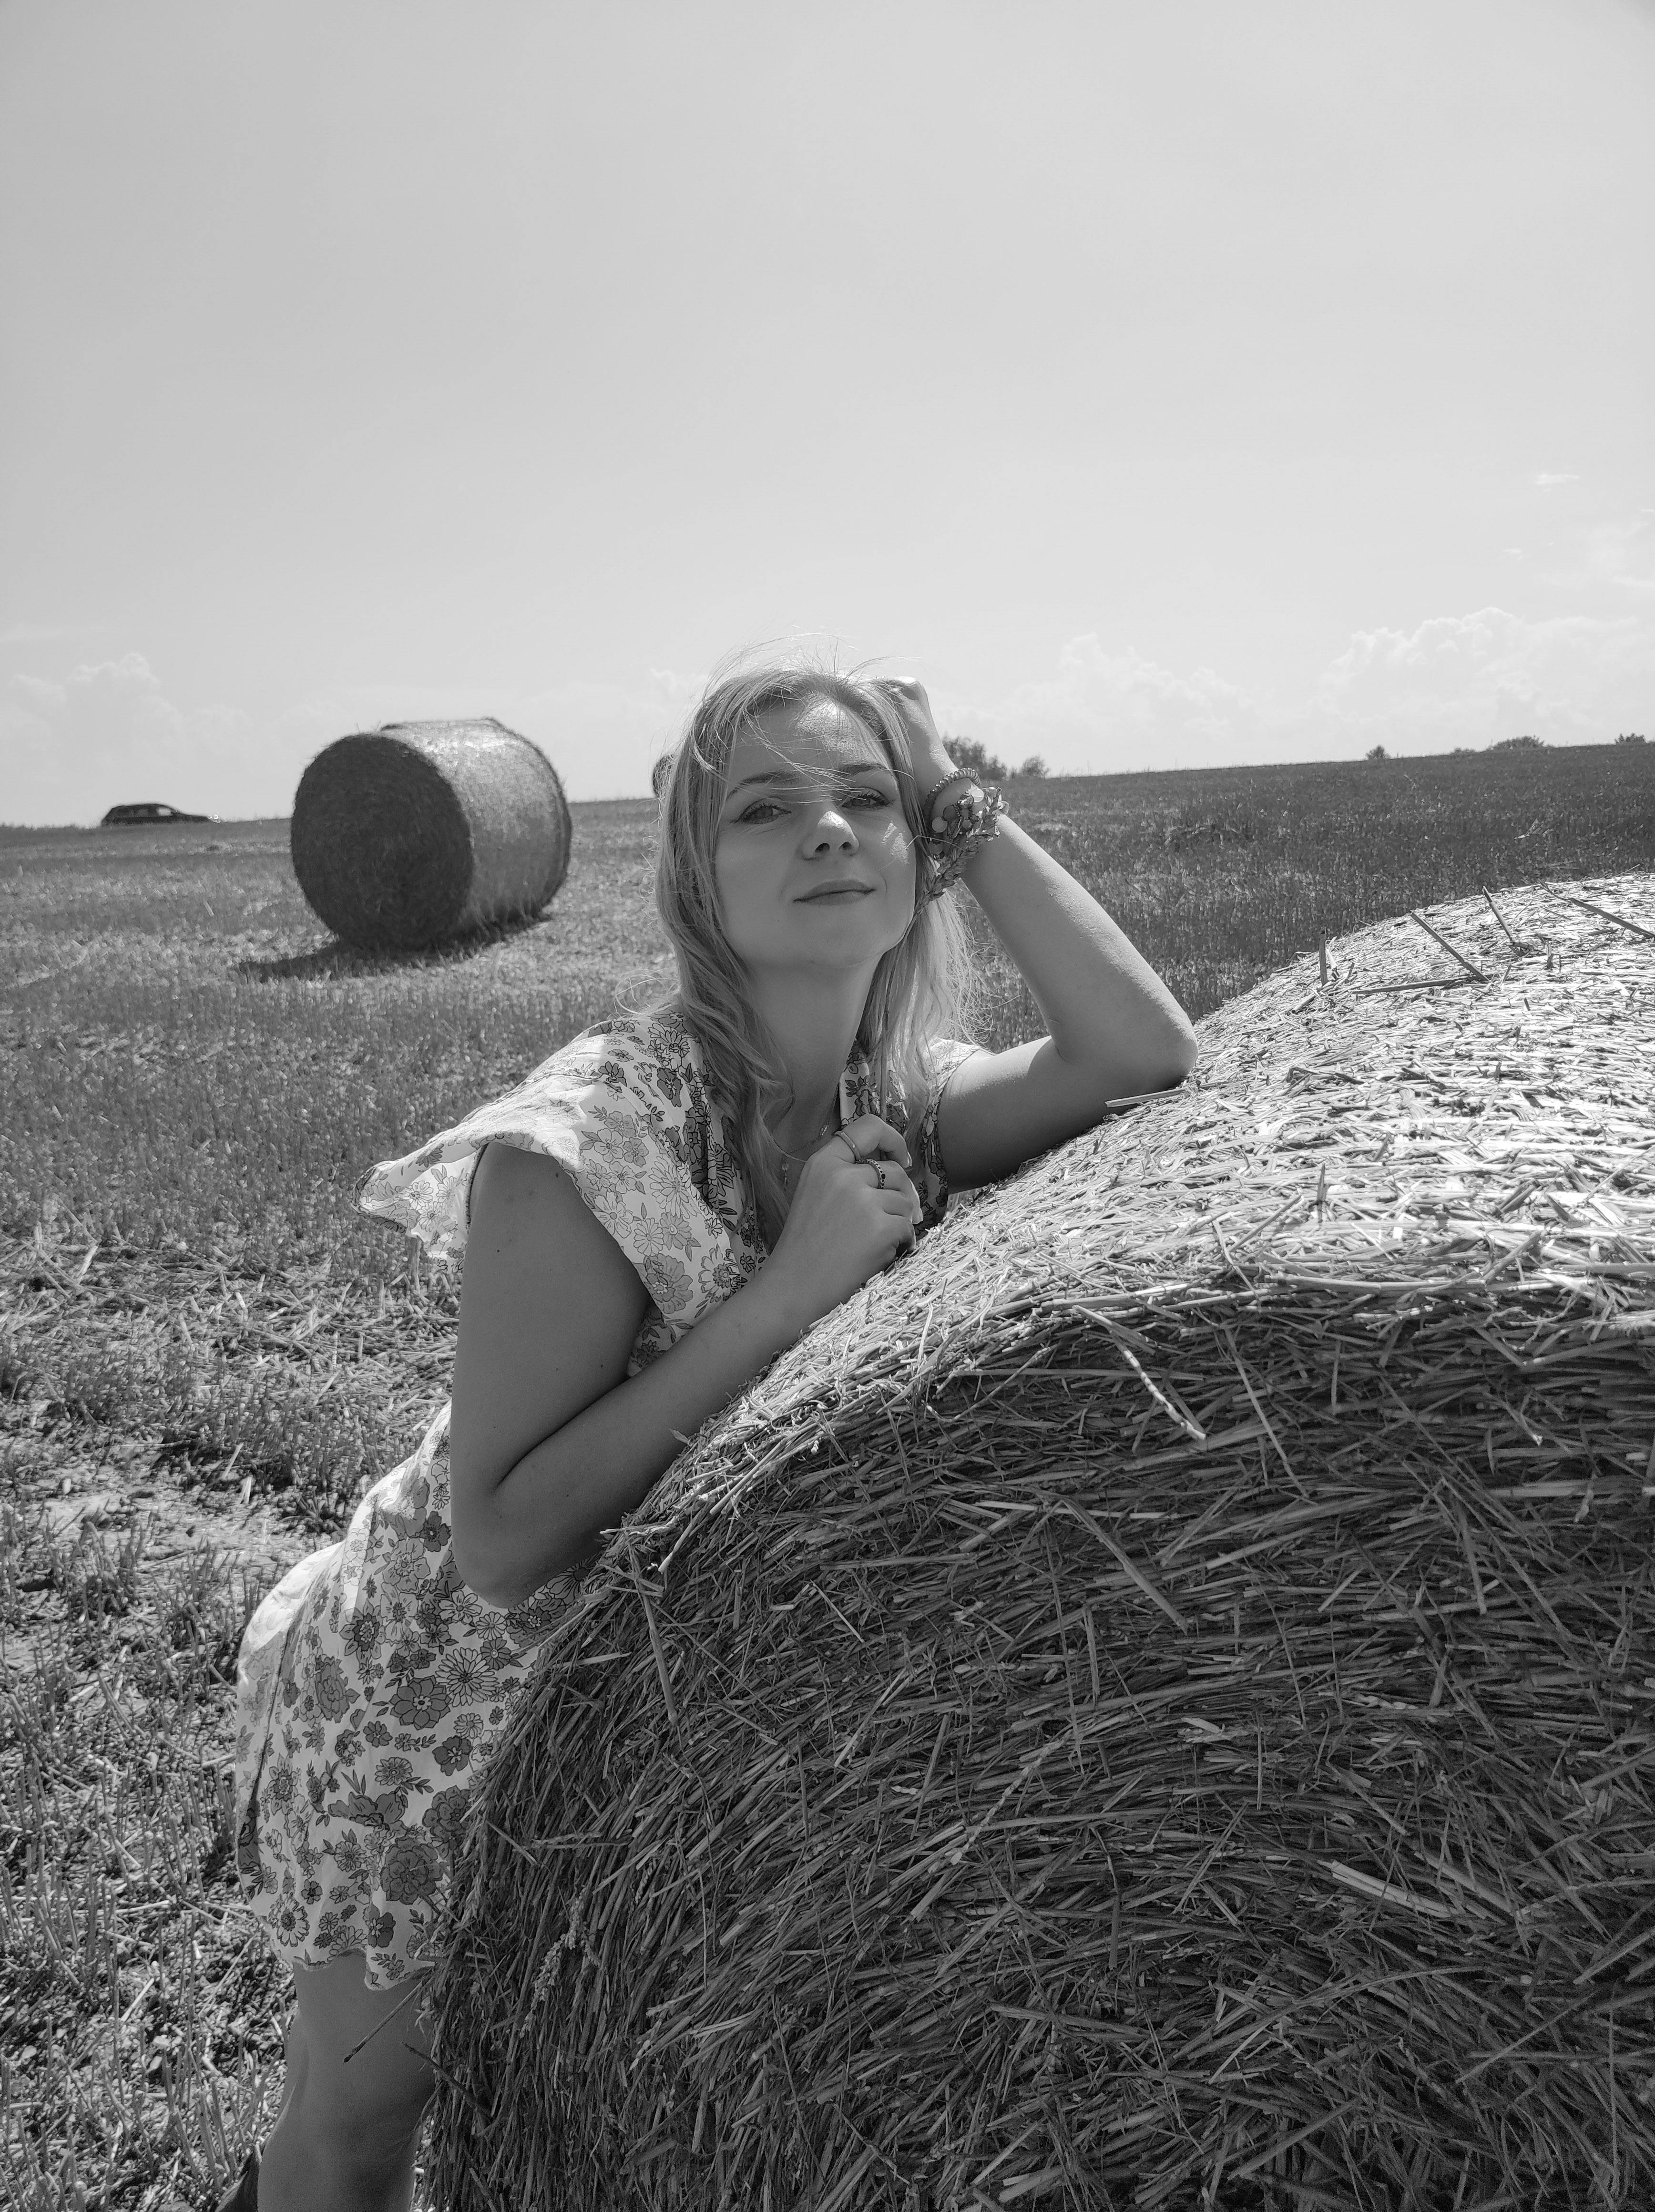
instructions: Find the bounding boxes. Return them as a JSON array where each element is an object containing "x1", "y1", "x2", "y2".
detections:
[{"x1": 797, "y1": 881, "x2": 876, "y2": 902}]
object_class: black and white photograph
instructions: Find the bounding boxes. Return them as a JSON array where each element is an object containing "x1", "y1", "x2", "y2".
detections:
[{"x1": 3, "y1": 5, "x2": 1654, "y2": 2207}]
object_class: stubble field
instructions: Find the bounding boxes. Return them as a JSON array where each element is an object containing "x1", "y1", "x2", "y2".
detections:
[{"x1": 3, "y1": 740, "x2": 1653, "y2": 2209}]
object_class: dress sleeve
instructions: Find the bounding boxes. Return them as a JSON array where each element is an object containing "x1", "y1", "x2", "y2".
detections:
[
  {"x1": 907, "y1": 1038, "x2": 981, "y2": 1228},
  {"x1": 355, "y1": 1023, "x2": 712, "y2": 1335}
]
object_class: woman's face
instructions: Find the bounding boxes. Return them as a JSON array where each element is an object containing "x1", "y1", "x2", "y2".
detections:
[{"x1": 712, "y1": 696, "x2": 918, "y2": 981}]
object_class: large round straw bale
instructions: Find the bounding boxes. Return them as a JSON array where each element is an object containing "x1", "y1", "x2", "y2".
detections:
[
  {"x1": 289, "y1": 717, "x2": 571, "y2": 950},
  {"x1": 429, "y1": 875, "x2": 1655, "y2": 2211}
]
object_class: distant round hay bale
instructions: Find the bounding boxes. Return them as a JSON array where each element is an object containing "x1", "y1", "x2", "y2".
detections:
[
  {"x1": 428, "y1": 875, "x2": 1655, "y2": 2211},
  {"x1": 289, "y1": 717, "x2": 571, "y2": 951}
]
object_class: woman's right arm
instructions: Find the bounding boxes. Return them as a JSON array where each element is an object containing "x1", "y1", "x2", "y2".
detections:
[{"x1": 448, "y1": 1125, "x2": 920, "y2": 1608}]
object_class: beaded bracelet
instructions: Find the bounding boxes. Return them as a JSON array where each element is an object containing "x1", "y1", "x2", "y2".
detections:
[
  {"x1": 919, "y1": 771, "x2": 979, "y2": 830},
  {"x1": 920, "y1": 780, "x2": 1008, "y2": 899}
]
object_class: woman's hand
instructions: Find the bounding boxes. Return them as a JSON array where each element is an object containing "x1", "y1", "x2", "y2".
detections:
[
  {"x1": 450, "y1": 1129, "x2": 923, "y2": 1609},
  {"x1": 875, "y1": 677, "x2": 972, "y2": 830},
  {"x1": 875, "y1": 681, "x2": 1197, "y2": 1192},
  {"x1": 763, "y1": 1114, "x2": 922, "y2": 1332}
]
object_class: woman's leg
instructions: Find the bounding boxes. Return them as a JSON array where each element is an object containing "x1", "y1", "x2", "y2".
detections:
[{"x1": 257, "y1": 1952, "x2": 435, "y2": 2212}]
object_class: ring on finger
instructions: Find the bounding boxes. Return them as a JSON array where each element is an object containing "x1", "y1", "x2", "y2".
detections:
[
  {"x1": 837, "y1": 1133, "x2": 864, "y2": 1166},
  {"x1": 874, "y1": 1162, "x2": 888, "y2": 1190}
]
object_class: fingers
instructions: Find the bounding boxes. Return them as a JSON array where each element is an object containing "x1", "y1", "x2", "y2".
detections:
[
  {"x1": 883, "y1": 1199, "x2": 920, "y2": 1260},
  {"x1": 865, "y1": 1187, "x2": 919, "y2": 1264},
  {"x1": 804, "y1": 1114, "x2": 924, "y2": 1239},
  {"x1": 836, "y1": 1114, "x2": 911, "y2": 1170},
  {"x1": 822, "y1": 1127, "x2": 921, "y2": 1225},
  {"x1": 864, "y1": 1161, "x2": 922, "y2": 1233},
  {"x1": 865, "y1": 1157, "x2": 920, "y2": 1206}
]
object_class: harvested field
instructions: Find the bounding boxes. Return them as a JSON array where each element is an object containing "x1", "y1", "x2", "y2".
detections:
[
  {"x1": 0, "y1": 754, "x2": 1652, "y2": 2208},
  {"x1": 430, "y1": 875, "x2": 1655, "y2": 2211}
]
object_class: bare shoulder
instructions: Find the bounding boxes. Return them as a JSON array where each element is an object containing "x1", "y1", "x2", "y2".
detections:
[
  {"x1": 468, "y1": 1133, "x2": 569, "y2": 1223},
  {"x1": 461, "y1": 1138, "x2": 647, "y2": 1334}
]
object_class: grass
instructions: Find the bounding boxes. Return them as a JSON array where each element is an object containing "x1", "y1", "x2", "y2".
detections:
[
  {"x1": 969, "y1": 743, "x2": 1655, "y2": 1045},
  {"x1": 1, "y1": 1470, "x2": 281, "y2": 2211},
  {"x1": 1, "y1": 740, "x2": 1652, "y2": 2208}
]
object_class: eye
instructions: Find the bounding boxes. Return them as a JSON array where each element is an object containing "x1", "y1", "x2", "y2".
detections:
[{"x1": 731, "y1": 782, "x2": 896, "y2": 825}]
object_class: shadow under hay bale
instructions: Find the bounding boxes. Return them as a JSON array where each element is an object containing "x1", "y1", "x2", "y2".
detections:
[
  {"x1": 233, "y1": 908, "x2": 546, "y2": 982},
  {"x1": 428, "y1": 875, "x2": 1655, "y2": 2212},
  {"x1": 289, "y1": 717, "x2": 571, "y2": 952}
]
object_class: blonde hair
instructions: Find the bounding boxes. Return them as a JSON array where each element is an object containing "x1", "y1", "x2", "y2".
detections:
[{"x1": 648, "y1": 652, "x2": 978, "y2": 1242}]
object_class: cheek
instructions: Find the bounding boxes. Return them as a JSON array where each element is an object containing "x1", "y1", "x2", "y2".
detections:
[
  {"x1": 877, "y1": 819, "x2": 918, "y2": 887},
  {"x1": 712, "y1": 843, "x2": 769, "y2": 934}
]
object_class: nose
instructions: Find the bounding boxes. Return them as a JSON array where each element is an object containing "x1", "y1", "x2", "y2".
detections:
[{"x1": 803, "y1": 801, "x2": 858, "y2": 853}]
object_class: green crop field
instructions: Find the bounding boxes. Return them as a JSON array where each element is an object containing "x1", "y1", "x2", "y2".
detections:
[{"x1": 3, "y1": 741, "x2": 1653, "y2": 2209}]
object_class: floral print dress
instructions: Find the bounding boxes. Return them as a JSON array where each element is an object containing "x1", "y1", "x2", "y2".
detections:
[{"x1": 231, "y1": 1008, "x2": 975, "y2": 1989}]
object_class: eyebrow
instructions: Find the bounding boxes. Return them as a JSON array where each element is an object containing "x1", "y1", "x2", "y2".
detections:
[{"x1": 727, "y1": 761, "x2": 894, "y2": 796}]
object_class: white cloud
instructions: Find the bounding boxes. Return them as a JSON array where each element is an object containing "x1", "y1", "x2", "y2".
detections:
[
  {"x1": 1, "y1": 653, "x2": 252, "y2": 826},
  {"x1": 967, "y1": 633, "x2": 1262, "y2": 773},
  {"x1": 7, "y1": 606, "x2": 1648, "y2": 829},
  {"x1": 1584, "y1": 511, "x2": 1655, "y2": 596},
  {"x1": 0, "y1": 656, "x2": 705, "y2": 824},
  {"x1": 954, "y1": 605, "x2": 1655, "y2": 775},
  {"x1": 1313, "y1": 606, "x2": 1655, "y2": 748},
  {"x1": 1527, "y1": 508, "x2": 1655, "y2": 600},
  {"x1": 1534, "y1": 471, "x2": 1579, "y2": 487}
]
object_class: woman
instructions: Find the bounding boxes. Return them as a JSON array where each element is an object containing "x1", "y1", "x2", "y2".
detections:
[{"x1": 224, "y1": 658, "x2": 1196, "y2": 2212}]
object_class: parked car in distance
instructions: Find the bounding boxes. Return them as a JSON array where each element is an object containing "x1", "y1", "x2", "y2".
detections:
[{"x1": 101, "y1": 802, "x2": 213, "y2": 825}]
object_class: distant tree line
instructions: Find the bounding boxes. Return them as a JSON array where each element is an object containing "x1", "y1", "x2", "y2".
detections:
[
  {"x1": 943, "y1": 737, "x2": 1048, "y2": 780},
  {"x1": 1366, "y1": 733, "x2": 1647, "y2": 762}
]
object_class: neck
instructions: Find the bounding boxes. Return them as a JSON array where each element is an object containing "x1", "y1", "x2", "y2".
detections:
[{"x1": 747, "y1": 961, "x2": 876, "y2": 1151}]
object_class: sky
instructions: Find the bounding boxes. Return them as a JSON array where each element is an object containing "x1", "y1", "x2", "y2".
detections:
[{"x1": 2, "y1": 0, "x2": 1652, "y2": 823}]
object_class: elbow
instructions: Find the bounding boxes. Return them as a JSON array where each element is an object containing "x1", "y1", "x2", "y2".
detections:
[
  {"x1": 1141, "y1": 1014, "x2": 1198, "y2": 1094},
  {"x1": 451, "y1": 1523, "x2": 517, "y2": 1611},
  {"x1": 452, "y1": 1491, "x2": 593, "y2": 1610},
  {"x1": 1166, "y1": 1020, "x2": 1199, "y2": 1086},
  {"x1": 449, "y1": 1478, "x2": 531, "y2": 1608}
]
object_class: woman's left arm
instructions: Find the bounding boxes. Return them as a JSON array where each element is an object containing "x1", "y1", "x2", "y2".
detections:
[{"x1": 887, "y1": 680, "x2": 1198, "y2": 1188}]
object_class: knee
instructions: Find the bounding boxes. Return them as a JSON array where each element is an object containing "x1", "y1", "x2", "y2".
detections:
[
  {"x1": 286, "y1": 2031, "x2": 434, "y2": 2153},
  {"x1": 281, "y1": 1956, "x2": 434, "y2": 2157},
  {"x1": 330, "y1": 2039, "x2": 431, "y2": 2111},
  {"x1": 288, "y1": 2061, "x2": 433, "y2": 2173}
]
